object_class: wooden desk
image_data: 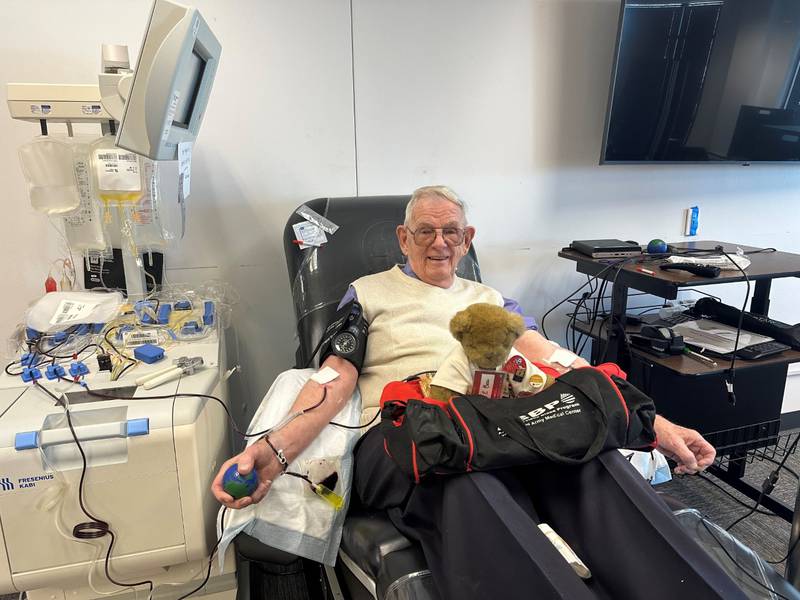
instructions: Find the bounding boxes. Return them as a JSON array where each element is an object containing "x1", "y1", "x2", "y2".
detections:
[
  {"x1": 572, "y1": 318, "x2": 800, "y2": 377},
  {"x1": 558, "y1": 240, "x2": 800, "y2": 363},
  {"x1": 559, "y1": 240, "x2": 800, "y2": 522}
]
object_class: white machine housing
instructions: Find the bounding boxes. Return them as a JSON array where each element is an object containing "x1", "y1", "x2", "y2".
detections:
[{"x1": 0, "y1": 344, "x2": 233, "y2": 600}]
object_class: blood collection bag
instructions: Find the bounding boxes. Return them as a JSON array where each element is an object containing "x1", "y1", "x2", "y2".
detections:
[
  {"x1": 18, "y1": 136, "x2": 81, "y2": 215},
  {"x1": 89, "y1": 135, "x2": 144, "y2": 207},
  {"x1": 63, "y1": 137, "x2": 108, "y2": 251}
]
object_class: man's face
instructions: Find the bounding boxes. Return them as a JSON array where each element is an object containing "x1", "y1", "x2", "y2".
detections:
[{"x1": 397, "y1": 195, "x2": 475, "y2": 288}]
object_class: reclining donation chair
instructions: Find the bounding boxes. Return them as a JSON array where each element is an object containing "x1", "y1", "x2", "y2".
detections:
[{"x1": 233, "y1": 195, "x2": 800, "y2": 600}]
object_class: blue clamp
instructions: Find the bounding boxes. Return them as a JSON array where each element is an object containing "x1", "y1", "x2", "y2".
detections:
[
  {"x1": 135, "y1": 300, "x2": 158, "y2": 324},
  {"x1": 181, "y1": 321, "x2": 201, "y2": 335},
  {"x1": 45, "y1": 364, "x2": 66, "y2": 380},
  {"x1": 203, "y1": 301, "x2": 215, "y2": 326},
  {"x1": 21, "y1": 353, "x2": 41, "y2": 368},
  {"x1": 22, "y1": 368, "x2": 42, "y2": 383},
  {"x1": 174, "y1": 300, "x2": 191, "y2": 310},
  {"x1": 91, "y1": 323, "x2": 105, "y2": 334},
  {"x1": 15, "y1": 431, "x2": 39, "y2": 451},
  {"x1": 69, "y1": 362, "x2": 89, "y2": 377},
  {"x1": 126, "y1": 418, "x2": 150, "y2": 437},
  {"x1": 75, "y1": 323, "x2": 91, "y2": 336},
  {"x1": 157, "y1": 303, "x2": 172, "y2": 324},
  {"x1": 134, "y1": 344, "x2": 164, "y2": 364},
  {"x1": 53, "y1": 331, "x2": 67, "y2": 343},
  {"x1": 25, "y1": 327, "x2": 40, "y2": 341}
]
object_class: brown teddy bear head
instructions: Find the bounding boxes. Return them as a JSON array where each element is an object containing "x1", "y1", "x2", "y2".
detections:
[{"x1": 449, "y1": 303, "x2": 526, "y2": 369}]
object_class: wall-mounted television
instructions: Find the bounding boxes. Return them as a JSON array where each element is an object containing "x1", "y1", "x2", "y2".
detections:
[{"x1": 601, "y1": 0, "x2": 800, "y2": 164}]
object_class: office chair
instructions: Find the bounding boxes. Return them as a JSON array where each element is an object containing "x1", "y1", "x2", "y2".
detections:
[{"x1": 233, "y1": 195, "x2": 800, "y2": 600}]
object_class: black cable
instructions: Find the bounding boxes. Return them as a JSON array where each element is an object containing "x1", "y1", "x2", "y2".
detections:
[
  {"x1": 766, "y1": 532, "x2": 800, "y2": 565},
  {"x1": 103, "y1": 326, "x2": 136, "y2": 363},
  {"x1": 717, "y1": 249, "x2": 751, "y2": 406},
  {"x1": 540, "y1": 262, "x2": 618, "y2": 340},
  {"x1": 597, "y1": 262, "x2": 631, "y2": 363},
  {"x1": 330, "y1": 409, "x2": 381, "y2": 430},
  {"x1": 175, "y1": 507, "x2": 227, "y2": 600},
  {"x1": 114, "y1": 361, "x2": 136, "y2": 381},
  {"x1": 759, "y1": 455, "x2": 800, "y2": 481},
  {"x1": 303, "y1": 334, "x2": 327, "y2": 369},
  {"x1": 5, "y1": 361, "x2": 24, "y2": 377},
  {"x1": 687, "y1": 288, "x2": 722, "y2": 302},
  {"x1": 402, "y1": 371, "x2": 437, "y2": 382},
  {"x1": 725, "y1": 433, "x2": 800, "y2": 532},
  {"x1": 36, "y1": 342, "x2": 103, "y2": 360},
  {"x1": 578, "y1": 276, "x2": 607, "y2": 357},
  {"x1": 32, "y1": 381, "x2": 154, "y2": 596},
  {"x1": 63, "y1": 379, "x2": 329, "y2": 439},
  {"x1": 695, "y1": 472, "x2": 782, "y2": 516},
  {"x1": 699, "y1": 518, "x2": 794, "y2": 600}
]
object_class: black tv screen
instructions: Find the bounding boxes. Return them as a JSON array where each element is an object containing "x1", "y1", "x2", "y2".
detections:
[{"x1": 601, "y1": 0, "x2": 800, "y2": 164}]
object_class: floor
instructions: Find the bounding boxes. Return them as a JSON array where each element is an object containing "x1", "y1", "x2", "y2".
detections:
[{"x1": 658, "y1": 429, "x2": 800, "y2": 577}]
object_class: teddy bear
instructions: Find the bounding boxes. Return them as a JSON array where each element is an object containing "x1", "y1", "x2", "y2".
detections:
[{"x1": 422, "y1": 302, "x2": 558, "y2": 401}]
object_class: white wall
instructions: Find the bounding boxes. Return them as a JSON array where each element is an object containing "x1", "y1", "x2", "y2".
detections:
[{"x1": 2, "y1": 0, "x2": 800, "y2": 423}]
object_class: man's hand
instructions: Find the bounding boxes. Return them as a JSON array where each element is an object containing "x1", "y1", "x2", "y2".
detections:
[
  {"x1": 211, "y1": 439, "x2": 284, "y2": 509},
  {"x1": 211, "y1": 356, "x2": 360, "y2": 510},
  {"x1": 654, "y1": 415, "x2": 716, "y2": 475}
]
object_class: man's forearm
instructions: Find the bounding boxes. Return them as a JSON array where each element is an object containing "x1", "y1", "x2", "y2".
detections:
[
  {"x1": 514, "y1": 330, "x2": 589, "y2": 371},
  {"x1": 514, "y1": 330, "x2": 558, "y2": 362},
  {"x1": 264, "y1": 356, "x2": 358, "y2": 464}
]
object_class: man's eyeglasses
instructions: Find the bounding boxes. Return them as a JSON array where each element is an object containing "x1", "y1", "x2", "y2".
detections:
[{"x1": 406, "y1": 226, "x2": 466, "y2": 246}]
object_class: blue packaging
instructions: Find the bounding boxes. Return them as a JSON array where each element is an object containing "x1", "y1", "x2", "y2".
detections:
[
  {"x1": 134, "y1": 344, "x2": 165, "y2": 364},
  {"x1": 203, "y1": 301, "x2": 215, "y2": 326},
  {"x1": 688, "y1": 206, "x2": 699, "y2": 236}
]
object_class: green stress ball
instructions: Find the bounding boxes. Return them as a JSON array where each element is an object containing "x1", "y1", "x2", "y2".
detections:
[{"x1": 222, "y1": 464, "x2": 258, "y2": 499}]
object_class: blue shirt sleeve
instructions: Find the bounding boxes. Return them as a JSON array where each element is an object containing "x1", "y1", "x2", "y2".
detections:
[
  {"x1": 337, "y1": 285, "x2": 358, "y2": 309},
  {"x1": 503, "y1": 297, "x2": 538, "y2": 331}
]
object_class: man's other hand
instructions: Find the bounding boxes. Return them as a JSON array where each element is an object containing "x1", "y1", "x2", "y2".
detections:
[
  {"x1": 654, "y1": 415, "x2": 716, "y2": 475},
  {"x1": 211, "y1": 439, "x2": 282, "y2": 509}
]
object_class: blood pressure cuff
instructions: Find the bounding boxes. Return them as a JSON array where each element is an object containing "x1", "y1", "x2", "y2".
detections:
[
  {"x1": 318, "y1": 300, "x2": 369, "y2": 372},
  {"x1": 379, "y1": 365, "x2": 657, "y2": 482}
]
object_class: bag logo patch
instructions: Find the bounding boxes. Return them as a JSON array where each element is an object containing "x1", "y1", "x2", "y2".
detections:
[{"x1": 518, "y1": 394, "x2": 582, "y2": 427}]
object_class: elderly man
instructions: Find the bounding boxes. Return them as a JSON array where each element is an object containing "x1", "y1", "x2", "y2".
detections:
[{"x1": 213, "y1": 186, "x2": 729, "y2": 599}]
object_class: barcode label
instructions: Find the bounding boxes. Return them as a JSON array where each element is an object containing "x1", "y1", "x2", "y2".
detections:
[
  {"x1": 94, "y1": 149, "x2": 141, "y2": 191},
  {"x1": 96, "y1": 152, "x2": 136, "y2": 162},
  {"x1": 123, "y1": 330, "x2": 159, "y2": 347},
  {"x1": 49, "y1": 300, "x2": 98, "y2": 326}
]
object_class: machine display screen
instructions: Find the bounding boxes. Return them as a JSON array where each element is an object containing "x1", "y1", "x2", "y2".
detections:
[{"x1": 172, "y1": 48, "x2": 207, "y2": 129}]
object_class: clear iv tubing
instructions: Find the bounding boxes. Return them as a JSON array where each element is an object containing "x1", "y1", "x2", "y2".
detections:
[
  {"x1": 37, "y1": 445, "x2": 142, "y2": 600},
  {"x1": 250, "y1": 385, "x2": 330, "y2": 439}
]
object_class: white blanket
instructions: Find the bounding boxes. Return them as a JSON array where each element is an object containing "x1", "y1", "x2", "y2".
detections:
[{"x1": 217, "y1": 369, "x2": 362, "y2": 566}]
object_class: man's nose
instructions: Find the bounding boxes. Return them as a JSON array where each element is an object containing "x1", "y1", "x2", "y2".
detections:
[{"x1": 431, "y1": 230, "x2": 448, "y2": 248}]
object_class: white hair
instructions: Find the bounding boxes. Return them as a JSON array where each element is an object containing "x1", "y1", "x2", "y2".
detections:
[{"x1": 404, "y1": 185, "x2": 468, "y2": 226}]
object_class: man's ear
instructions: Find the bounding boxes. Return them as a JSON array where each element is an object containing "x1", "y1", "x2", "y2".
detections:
[
  {"x1": 463, "y1": 226, "x2": 476, "y2": 251},
  {"x1": 397, "y1": 225, "x2": 410, "y2": 256}
]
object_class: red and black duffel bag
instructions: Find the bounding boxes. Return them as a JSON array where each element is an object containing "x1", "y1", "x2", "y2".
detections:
[{"x1": 379, "y1": 364, "x2": 657, "y2": 482}]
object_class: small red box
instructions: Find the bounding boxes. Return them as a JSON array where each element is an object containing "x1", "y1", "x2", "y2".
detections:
[{"x1": 471, "y1": 370, "x2": 508, "y2": 398}]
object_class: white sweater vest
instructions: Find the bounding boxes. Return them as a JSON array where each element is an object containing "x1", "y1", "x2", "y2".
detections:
[{"x1": 352, "y1": 266, "x2": 503, "y2": 422}]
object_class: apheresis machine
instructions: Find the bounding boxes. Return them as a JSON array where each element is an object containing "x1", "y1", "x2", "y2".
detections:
[{"x1": 2, "y1": 3, "x2": 237, "y2": 600}]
